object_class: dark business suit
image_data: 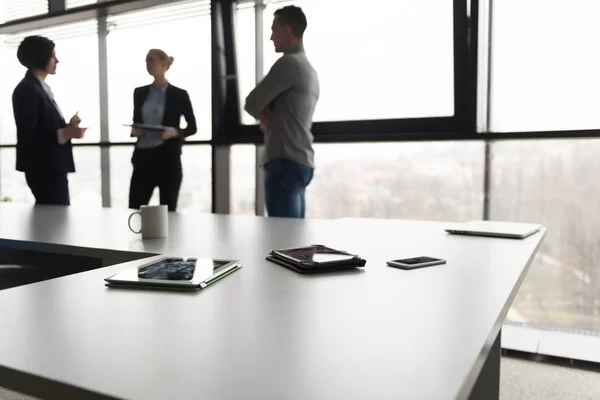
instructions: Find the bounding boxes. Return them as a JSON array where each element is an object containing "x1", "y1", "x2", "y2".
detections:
[
  {"x1": 12, "y1": 71, "x2": 74, "y2": 205},
  {"x1": 129, "y1": 84, "x2": 197, "y2": 211}
]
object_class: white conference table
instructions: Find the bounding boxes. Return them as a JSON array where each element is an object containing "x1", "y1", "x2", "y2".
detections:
[{"x1": 0, "y1": 204, "x2": 545, "y2": 400}]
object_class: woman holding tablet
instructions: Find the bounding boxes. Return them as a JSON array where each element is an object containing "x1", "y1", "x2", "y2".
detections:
[{"x1": 129, "y1": 48, "x2": 197, "y2": 212}]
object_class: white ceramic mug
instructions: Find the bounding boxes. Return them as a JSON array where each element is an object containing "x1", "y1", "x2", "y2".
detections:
[{"x1": 128, "y1": 205, "x2": 168, "y2": 239}]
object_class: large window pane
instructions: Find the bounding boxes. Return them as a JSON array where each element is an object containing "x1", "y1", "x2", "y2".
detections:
[
  {"x1": 107, "y1": 1, "x2": 212, "y2": 142},
  {"x1": 179, "y1": 146, "x2": 211, "y2": 212},
  {"x1": 48, "y1": 23, "x2": 101, "y2": 144},
  {"x1": 491, "y1": 139, "x2": 600, "y2": 332},
  {"x1": 254, "y1": 0, "x2": 454, "y2": 122},
  {"x1": 231, "y1": 145, "x2": 256, "y2": 214},
  {"x1": 491, "y1": 1, "x2": 600, "y2": 132},
  {"x1": 0, "y1": 35, "x2": 19, "y2": 145},
  {"x1": 70, "y1": 147, "x2": 102, "y2": 206},
  {"x1": 66, "y1": 0, "x2": 97, "y2": 8},
  {"x1": 110, "y1": 145, "x2": 211, "y2": 211},
  {"x1": 109, "y1": 147, "x2": 136, "y2": 209},
  {"x1": 0, "y1": 21, "x2": 101, "y2": 144},
  {"x1": 0, "y1": 147, "x2": 101, "y2": 206},
  {"x1": 306, "y1": 142, "x2": 484, "y2": 220},
  {"x1": 235, "y1": 3, "x2": 256, "y2": 125},
  {"x1": 1, "y1": 0, "x2": 48, "y2": 23},
  {"x1": 0, "y1": 148, "x2": 34, "y2": 203}
]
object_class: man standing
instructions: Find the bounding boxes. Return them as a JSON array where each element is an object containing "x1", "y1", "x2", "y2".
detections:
[{"x1": 245, "y1": 5, "x2": 319, "y2": 219}]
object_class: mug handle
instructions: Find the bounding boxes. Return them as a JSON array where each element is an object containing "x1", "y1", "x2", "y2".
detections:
[{"x1": 128, "y1": 211, "x2": 142, "y2": 234}]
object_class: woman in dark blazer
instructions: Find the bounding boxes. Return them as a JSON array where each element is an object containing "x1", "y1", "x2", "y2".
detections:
[
  {"x1": 12, "y1": 35, "x2": 87, "y2": 205},
  {"x1": 129, "y1": 48, "x2": 197, "y2": 212}
]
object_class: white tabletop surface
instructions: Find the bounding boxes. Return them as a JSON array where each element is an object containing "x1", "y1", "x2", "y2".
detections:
[{"x1": 0, "y1": 204, "x2": 545, "y2": 400}]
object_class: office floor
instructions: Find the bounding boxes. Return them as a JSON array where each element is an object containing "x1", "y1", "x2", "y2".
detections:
[
  {"x1": 1, "y1": 356, "x2": 599, "y2": 400},
  {"x1": 500, "y1": 356, "x2": 600, "y2": 400},
  {"x1": 0, "y1": 389, "x2": 35, "y2": 400}
]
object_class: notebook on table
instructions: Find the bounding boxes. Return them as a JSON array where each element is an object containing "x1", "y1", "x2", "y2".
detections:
[{"x1": 445, "y1": 221, "x2": 542, "y2": 239}]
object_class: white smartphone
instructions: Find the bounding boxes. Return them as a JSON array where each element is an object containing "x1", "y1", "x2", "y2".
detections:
[{"x1": 386, "y1": 257, "x2": 446, "y2": 270}]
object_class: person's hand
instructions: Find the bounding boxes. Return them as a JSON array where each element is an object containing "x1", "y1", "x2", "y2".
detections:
[
  {"x1": 63, "y1": 125, "x2": 87, "y2": 140},
  {"x1": 259, "y1": 108, "x2": 271, "y2": 128},
  {"x1": 160, "y1": 126, "x2": 179, "y2": 140},
  {"x1": 131, "y1": 128, "x2": 144, "y2": 137},
  {"x1": 69, "y1": 112, "x2": 81, "y2": 128}
]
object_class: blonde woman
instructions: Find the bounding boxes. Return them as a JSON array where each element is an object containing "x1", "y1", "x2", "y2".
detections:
[{"x1": 129, "y1": 49, "x2": 197, "y2": 211}]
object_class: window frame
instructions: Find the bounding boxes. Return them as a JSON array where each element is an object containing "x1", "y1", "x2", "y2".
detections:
[
  {"x1": 0, "y1": 0, "x2": 599, "y2": 207},
  {"x1": 222, "y1": 0, "x2": 472, "y2": 144}
]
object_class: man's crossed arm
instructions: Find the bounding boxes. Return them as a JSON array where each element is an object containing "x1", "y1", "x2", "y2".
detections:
[{"x1": 244, "y1": 56, "x2": 296, "y2": 125}]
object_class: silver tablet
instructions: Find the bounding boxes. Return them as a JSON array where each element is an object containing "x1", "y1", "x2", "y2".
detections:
[{"x1": 105, "y1": 257, "x2": 241, "y2": 290}]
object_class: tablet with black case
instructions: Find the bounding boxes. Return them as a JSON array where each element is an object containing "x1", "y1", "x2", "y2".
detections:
[{"x1": 267, "y1": 245, "x2": 366, "y2": 274}]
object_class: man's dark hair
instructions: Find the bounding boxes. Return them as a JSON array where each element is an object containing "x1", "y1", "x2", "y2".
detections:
[
  {"x1": 274, "y1": 6, "x2": 307, "y2": 38},
  {"x1": 17, "y1": 36, "x2": 55, "y2": 70}
]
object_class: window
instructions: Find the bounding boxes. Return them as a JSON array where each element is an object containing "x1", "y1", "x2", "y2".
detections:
[
  {"x1": 0, "y1": 34, "x2": 19, "y2": 145},
  {"x1": 490, "y1": 1, "x2": 600, "y2": 132},
  {"x1": 0, "y1": 147, "x2": 101, "y2": 206},
  {"x1": 305, "y1": 142, "x2": 484, "y2": 220},
  {"x1": 110, "y1": 145, "x2": 211, "y2": 211},
  {"x1": 47, "y1": 22, "x2": 101, "y2": 144},
  {"x1": 66, "y1": 0, "x2": 97, "y2": 8},
  {"x1": 235, "y1": 2, "x2": 256, "y2": 125},
  {"x1": 253, "y1": 0, "x2": 454, "y2": 123},
  {"x1": 231, "y1": 145, "x2": 256, "y2": 214},
  {"x1": 0, "y1": 20, "x2": 101, "y2": 145},
  {"x1": 70, "y1": 147, "x2": 102, "y2": 206},
  {"x1": 109, "y1": 146, "x2": 137, "y2": 209},
  {"x1": 1, "y1": 0, "x2": 48, "y2": 23},
  {"x1": 179, "y1": 145, "x2": 211, "y2": 211},
  {"x1": 106, "y1": 1, "x2": 212, "y2": 142},
  {"x1": 0, "y1": 148, "x2": 34, "y2": 203},
  {"x1": 491, "y1": 139, "x2": 600, "y2": 332}
]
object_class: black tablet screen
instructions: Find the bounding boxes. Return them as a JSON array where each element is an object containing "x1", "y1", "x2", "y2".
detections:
[
  {"x1": 138, "y1": 259, "x2": 196, "y2": 281},
  {"x1": 278, "y1": 246, "x2": 355, "y2": 264}
]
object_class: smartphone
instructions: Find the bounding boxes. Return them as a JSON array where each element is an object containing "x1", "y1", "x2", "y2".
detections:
[{"x1": 386, "y1": 257, "x2": 446, "y2": 270}]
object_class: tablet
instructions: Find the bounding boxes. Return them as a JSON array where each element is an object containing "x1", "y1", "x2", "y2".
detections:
[
  {"x1": 105, "y1": 257, "x2": 241, "y2": 290},
  {"x1": 123, "y1": 123, "x2": 164, "y2": 131},
  {"x1": 270, "y1": 245, "x2": 364, "y2": 268},
  {"x1": 266, "y1": 255, "x2": 365, "y2": 274}
]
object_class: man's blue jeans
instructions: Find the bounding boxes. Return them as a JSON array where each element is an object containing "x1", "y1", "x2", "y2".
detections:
[{"x1": 264, "y1": 158, "x2": 314, "y2": 219}]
